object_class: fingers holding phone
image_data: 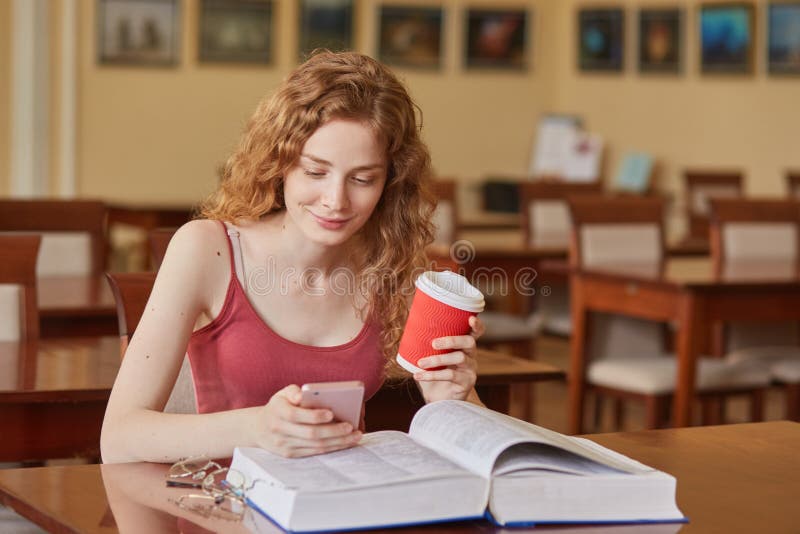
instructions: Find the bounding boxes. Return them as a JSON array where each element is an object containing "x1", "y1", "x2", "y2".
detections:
[
  {"x1": 254, "y1": 382, "x2": 364, "y2": 458},
  {"x1": 300, "y1": 380, "x2": 364, "y2": 429}
]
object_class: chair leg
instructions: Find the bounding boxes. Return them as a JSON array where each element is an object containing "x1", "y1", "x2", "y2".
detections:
[
  {"x1": 644, "y1": 396, "x2": 662, "y2": 429},
  {"x1": 701, "y1": 396, "x2": 723, "y2": 426},
  {"x1": 658, "y1": 397, "x2": 672, "y2": 429},
  {"x1": 592, "y1": 393, "x2": 603, "y2": 432},
  {"x1": 749, "y1": 390, "x2": 764, "y2": 423},
  {"x1": 786, "y1": 383, "x2": 800, "y2": 422},
  {"x1": 612, "y1": 398, "x2": 625, "y2": 431}
]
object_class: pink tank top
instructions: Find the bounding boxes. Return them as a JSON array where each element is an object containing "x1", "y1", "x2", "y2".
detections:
[{"x1": 186, "y1": 221, "x2": 386, "y2": 414}]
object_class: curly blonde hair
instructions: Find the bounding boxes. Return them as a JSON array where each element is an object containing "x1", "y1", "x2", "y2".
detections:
[{"x1": 201, "y1": 50, "x2": 436, "y2": 368}]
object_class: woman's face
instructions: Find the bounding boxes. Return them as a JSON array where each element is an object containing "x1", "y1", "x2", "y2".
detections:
[{"x1": 283, "y1": 119, "x2": 388, "y2": 248}]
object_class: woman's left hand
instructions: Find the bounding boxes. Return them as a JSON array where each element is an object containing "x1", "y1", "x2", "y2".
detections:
[{"x1": 414, "y1": 316, "x2": 485, "y2": 403}]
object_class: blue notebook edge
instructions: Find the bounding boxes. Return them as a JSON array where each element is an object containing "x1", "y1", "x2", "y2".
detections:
[
  {"x1": 484, "y1": 509, "x2": 690, "y2": 528},
  {"x1": 244, "y1": 496, "x2": 689, "y2": 533},
  {"x1": 245, "y1": 496, "x2": 486, "y2": 534}
]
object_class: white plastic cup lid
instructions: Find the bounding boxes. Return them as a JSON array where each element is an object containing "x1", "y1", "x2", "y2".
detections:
[{"x1": 414, "y1": 271, "x2": 485, "y2": 313}]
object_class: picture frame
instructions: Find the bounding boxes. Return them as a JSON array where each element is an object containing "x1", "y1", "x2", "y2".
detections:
[
  {"x1": 578, "y1": 8, "x2": 625, "y2": 72},
  {"x1": 465, "y1": 8, "x2": 529, "y2": 70},
  {"x1": 378, "y1": 6, "x2": 443, "y2": 69},
  {"x1": 97, "y1": 0, "x2": 180, "y2": 66},
  {"x1": 638, "y1": 8, "x2": 682, "y2": 73},
  {"x1": 699, "y1": 2, "x2": 754, "y2": 74},
  {"x1": 199, "y1": 0, "x2": 272, "y2": 64},
  {"x1": 767, "y1": 1, "x2": 800, "y2": 75},
  {"x1": 299, "y1": 0, "x2": 354, "y2": 61}
]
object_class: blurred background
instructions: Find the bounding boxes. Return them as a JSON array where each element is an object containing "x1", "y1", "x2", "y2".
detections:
[{"x1": 3, "y1": 0, "x2": 797, "y2": 244}]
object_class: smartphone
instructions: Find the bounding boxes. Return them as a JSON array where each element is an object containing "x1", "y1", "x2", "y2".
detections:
[{"x1": 300, "y1": 380, "x2": 364, "y2": 429}]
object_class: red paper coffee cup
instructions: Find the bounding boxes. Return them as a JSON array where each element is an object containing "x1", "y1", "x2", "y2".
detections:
[{"x1": 396, "y1": 271, "x2": 485, "y2": 374}]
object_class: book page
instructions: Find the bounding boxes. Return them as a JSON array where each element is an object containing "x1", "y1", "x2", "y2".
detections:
[
  {"x1": 492, "y1": 443, "x2": 626, "y2": 476},
  {"x1": 409, "y1": 401, "x2": 652, "y2": 478},
  {"x1": 236, "y1": 431, "x2": 473, "y2": 493}
]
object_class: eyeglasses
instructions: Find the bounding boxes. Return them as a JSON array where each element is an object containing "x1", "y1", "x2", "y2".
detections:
[{"x1": 166, "y1": 457, "x2": 248, "y2": 522}]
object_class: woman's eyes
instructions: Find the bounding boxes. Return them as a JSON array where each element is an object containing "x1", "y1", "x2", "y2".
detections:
[{"x1": 303, "y1": 169, "x2": 375, "y2": 185}]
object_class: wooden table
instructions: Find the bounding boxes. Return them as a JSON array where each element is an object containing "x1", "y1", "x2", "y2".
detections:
[
  {"x1": 0, "y1": 336, "x2": 563, "y2": 461},
  {"x1": 38, "y1": 276, "x2": 118, "y2": 337},
  {"x1": 569, "y1": 257, "x2": 800, "y2": 433},
  {"x1": 1, "y1": 421, "x2": 796, "y2": 533},
  {"x1": 0, "y1": 336, "x2": 120, "y2": 461},
  {"x1": 368, "y1": 350, "x2": 565, "y2": 431}
]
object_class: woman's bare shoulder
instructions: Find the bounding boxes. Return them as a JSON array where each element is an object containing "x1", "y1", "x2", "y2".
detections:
[
  {"x1": 158, "y1": 219, "x2": 231, "y2": 282},
  {"x1": 170, "y1": 219, "x2": 225, "y2": 251}
]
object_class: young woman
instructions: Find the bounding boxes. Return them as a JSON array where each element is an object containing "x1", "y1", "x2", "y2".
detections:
[{"x1": 101, "y1": 51, "x2": 485, "y2": 464}]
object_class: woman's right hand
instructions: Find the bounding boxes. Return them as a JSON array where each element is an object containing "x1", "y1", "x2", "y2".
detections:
[{"x1": 252, "y1": 385, "x2": 362, "y2": 458}]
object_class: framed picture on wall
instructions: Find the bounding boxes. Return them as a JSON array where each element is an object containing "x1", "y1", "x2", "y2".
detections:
[
  {"x1": 199, "y1": 0, "x2": 272, "y2": 64},
  {"x1": 638, "y1": 8, "x2": 682, "y2": 73},
  {"x1": 699, "y1": 2, "x2": 754, "y2": 74},
  {"x1": 465, "y1": 8, "x2": 528, "y2": 70},
  {"x1": 768, "y1": 1, "x2": 800, "y2": 75},
  {"x1": 378, "y1": 6, "x2": 443, "y2": 69},
  {"x1": 299, "y1": 0, "x2": 354, "y2": 61},
  {"x1": 578, "y1": 8, "x2": 624, "y2": 72},
  {"x1": 97, "y1": 0, "x2": 180, "y2": 66}
]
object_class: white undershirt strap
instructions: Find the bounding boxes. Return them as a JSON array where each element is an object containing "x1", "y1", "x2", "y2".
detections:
[{"x1": 223, "y1": 222, "x2": 246, "y2": 288}]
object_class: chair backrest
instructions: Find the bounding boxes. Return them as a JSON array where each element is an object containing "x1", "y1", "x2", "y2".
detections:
[
  {"x1": 683, "y1": 170, "x2": 743, "y2": 240},
  {"x1": 104, "y1": 271, "x2": 196, "y2": 413},
  {"x1": 786, "y1": 171, "x2": 800, "y2": 200},
  {"x1": 709, "y1": 198, "x2": 800, "y2": 352},
  {"x1": 148, "y1": 228, "x2": 176, "y2": 270},
  {"x1": 519, "y1": 181, "x2": 601, "y2": 248},
  {"x1": 568, "y1": 196, "x2": 668, "y2": 360},
  {"x1": 568, "y1": 195, "x2": 666, "y2": 269},
  {"x1": 105, "y1": 272, "x2": 156, "y2": 353},
  {"x1": 0, "y1": 199, "x2": 107, "y2": 276},
  {"x1": 0, "y1": 235, "x2": 41, "y2": 341},
  {"x1": 709, "y1": 198, "x2": 800, "y2": 277},
  {"x1": 430, "y1": 179, "x2": 458, "y2": 246}
]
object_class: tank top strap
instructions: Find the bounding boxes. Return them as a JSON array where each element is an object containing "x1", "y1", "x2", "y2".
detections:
[{"x1": 221, "y1": 221, "x2": 246, "y2": 288}]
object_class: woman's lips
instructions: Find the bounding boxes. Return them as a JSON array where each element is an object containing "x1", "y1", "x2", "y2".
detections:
[{"x1": 311, "y1": 212, "x2": 352, "y2": 230}]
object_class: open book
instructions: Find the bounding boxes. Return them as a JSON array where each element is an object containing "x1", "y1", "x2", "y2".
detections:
[{"x1": 229, "y1": 400, "x2": 686, "y2": 533}]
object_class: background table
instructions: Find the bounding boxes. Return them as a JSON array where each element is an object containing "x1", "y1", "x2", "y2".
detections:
[
  {"x1": 38, "y1": 276, "x2": 117, "y2": 337},
  {"x1": 569, "y1": 257, "x2": 800, "y2": 432},
  {"x1": 0, "y1": 337, "x2": 562, "y2": 462},
  {"x1": 0, "y1": 336, "x2": 119, "y2": 461},
  {"x1": 1, "y1": 421, "x2": 796, "y2": 533}
]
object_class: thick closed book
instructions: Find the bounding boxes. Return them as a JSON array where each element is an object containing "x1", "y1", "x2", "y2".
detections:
[{"x1": 229, "y1": 400, "x2": 686, "y2": 533}]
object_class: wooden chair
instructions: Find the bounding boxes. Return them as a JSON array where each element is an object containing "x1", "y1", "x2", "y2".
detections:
[
  {"x1": 568, "y1": 195, "x2": 770, "y2": 430},
  {"x1": 514, "y1": 180, "x2": 603, "y2": 337},
  {"x1": 786, "y1": 171, "x2": 800, "y2": 199},
  {"x1": 0, "y1": 235, "x2": 41, "y2": 342},
  {"x1": 0, "y1": 199, "x2": 107, "y2": 276},
  {"x1": 104, "y1": 272, "x2": 196, "y2": 413},
  {"x1": 683, "y1": 170, "x2": 743, "y2": 242},
  {"x1": 0, "y1": 235, "x2": 41, "y2": 464},
  {"x1": 148, "y1": 228, "x2": 176, "y2": 270},
  {"x1": 709, "y1": 198, "x2": 800, "y2": 421},
  {"x1": 430, "y1": 179, "x2": 459, "y2": 246},
  {"x1": 519, "y1": 181, "x2": 601, "y2": 249}
]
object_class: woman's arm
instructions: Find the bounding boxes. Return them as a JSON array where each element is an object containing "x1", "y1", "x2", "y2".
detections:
[{"x1": 100, "y1": 221, "x2": 360, "y2": 463}]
